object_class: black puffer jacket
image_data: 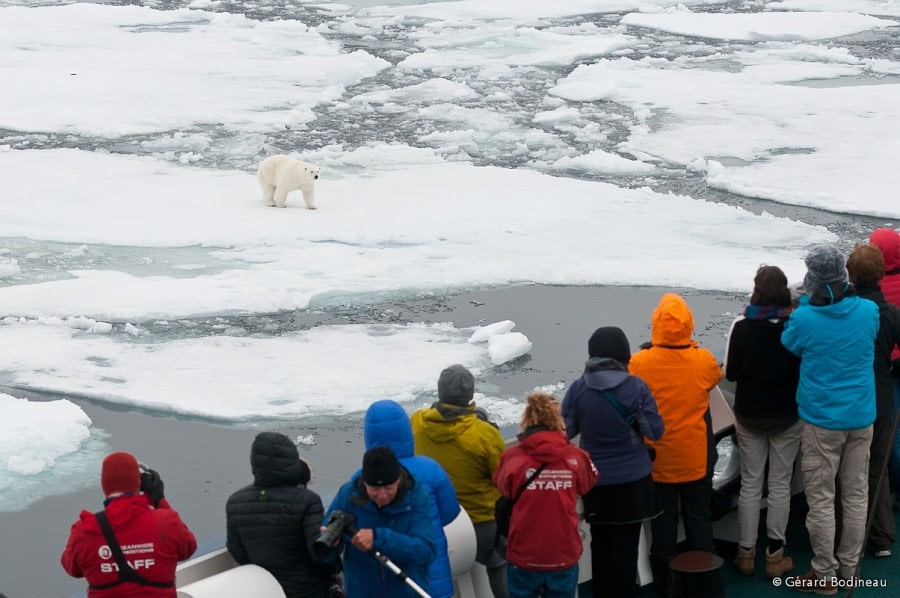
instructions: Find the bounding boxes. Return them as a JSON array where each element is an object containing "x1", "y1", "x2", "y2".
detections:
[{"x1": 226, "y1": 432, "x2": 333, "y2": 598}]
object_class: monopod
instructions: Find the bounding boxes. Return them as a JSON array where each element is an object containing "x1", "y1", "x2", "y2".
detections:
[
  {"x1": 368, "y1": 546, "x2": 432, "y2": 598},
  {"x1": 344, "y1": 521, "x2": 433, "y2": 598}
]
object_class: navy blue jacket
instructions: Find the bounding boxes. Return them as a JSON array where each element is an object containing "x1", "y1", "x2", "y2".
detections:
[{"x1": 562, "y1": 359, "x2": 664, "y2": 485}]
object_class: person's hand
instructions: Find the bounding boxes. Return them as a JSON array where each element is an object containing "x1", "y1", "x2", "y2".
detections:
[
  {"x1": 350, "y1": 528, "x2": 374, "y2": 553},
  {"x1": 139, "y1": 468, "x2": 165, "y2": 507}
]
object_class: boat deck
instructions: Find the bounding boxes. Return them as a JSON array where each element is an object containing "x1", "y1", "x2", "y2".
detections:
[{"x1": 578, "y1": 497, "x2": 899, "y2": 597}]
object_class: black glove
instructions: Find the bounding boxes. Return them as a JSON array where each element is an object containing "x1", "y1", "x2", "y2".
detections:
[{"x1": 139, "y1": 468, "x2": 165, "y2": 507}]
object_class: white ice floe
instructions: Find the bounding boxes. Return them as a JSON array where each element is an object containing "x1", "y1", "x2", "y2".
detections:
[
  {"x1": 621, "y1": 11, "x2": 897, "y2": 41},
  {"x1": 0, "y1": 319, "x2": 533, "y2": 421},
  {"x1": 766, "y1": 0, "x2": 900, "y2": 18},
  {"x1": 551, "y1": 55, "x2": 900, "y2": 217},
  {"x1": 550, "y1": 148, "x2": 656, "y2": 175},
  {"x1": 0, "y1": 149, "x2": 835, "y2": 322},
  {"x1": 0, "y1": 393, "x2": 104, "y2": 512},
  {"x1": 468, "y1": 320, "x2": 516, "y2": 344},
  {"x1": 487, "y1": 332, "x2": 533, "y2": 365},
  {"x1": 364, "y1": 0, "x2": 731, "y2": 22},
  {"x1": 0, "y1": 4, "x2": 389, "y2": 137},
  {"x1": 0, "y1": 258, "x2": 20, "y2": 279}
]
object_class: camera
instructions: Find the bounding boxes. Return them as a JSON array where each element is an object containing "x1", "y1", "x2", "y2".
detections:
[
  {"x1": 137, "y1": 462, "x2": 165, "y2": 507},
  {"x1": 314, "y1": 510, "x2": 358, "y2": 558}
]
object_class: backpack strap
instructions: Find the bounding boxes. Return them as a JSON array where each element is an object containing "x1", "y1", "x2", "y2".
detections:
[
  {"x1": 601, "y1": 390, "x2": 642, "y2": 438},
  {"x1": 89, "y1": 510, "x2": 174, "y2": 590},
  {"x1": 512, "y1": 462, "x2": 548, "y2": 504}
]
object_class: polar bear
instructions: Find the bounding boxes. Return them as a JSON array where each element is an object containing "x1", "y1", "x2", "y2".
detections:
[{"x1": 257, "y1": 154, "x2": 321, "y2": 209}]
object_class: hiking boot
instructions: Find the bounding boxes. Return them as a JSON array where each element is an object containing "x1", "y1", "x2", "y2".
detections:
[
  {"x1": 792, "y1": 570, "x2": 837, "y2": 596},
  {"x1": 765, "y1": 546, "x2": 793, "y2": 578},
  {"x1": 733, "y1": 545, "x2": 755, "y2": 576}
]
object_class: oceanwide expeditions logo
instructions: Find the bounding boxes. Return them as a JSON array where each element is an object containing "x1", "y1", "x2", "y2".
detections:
[
  {"x1": 97, "y1": 543, "x2": 158, "y2": 573},
  {"x1": 525, "y1": 468, "x2": 573, "y2": 491}
]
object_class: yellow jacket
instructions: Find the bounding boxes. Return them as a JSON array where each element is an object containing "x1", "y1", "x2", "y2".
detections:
[
  {"x1": 629, "y1": 293, "x2": 722, "y2": 484},
  {"x1": 410, "y1": 403, "x2": 505, "y2": 523}
]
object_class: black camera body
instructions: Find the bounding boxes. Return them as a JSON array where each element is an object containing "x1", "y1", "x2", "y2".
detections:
[{"x1": 313, "y1": 510, "x2": 358, "y2": 558}]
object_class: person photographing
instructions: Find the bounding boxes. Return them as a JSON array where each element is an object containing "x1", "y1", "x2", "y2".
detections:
[
  {"x1": 321, "y1": 446, "x2": 436, "y2": 598},
  {"x1": 60, "y1": 451, "x2": 197, "y2": 597}
]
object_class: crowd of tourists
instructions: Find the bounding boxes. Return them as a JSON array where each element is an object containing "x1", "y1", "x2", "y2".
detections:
[{"x1": 59, "y1": 228, "x2": 900, "y2": 598}]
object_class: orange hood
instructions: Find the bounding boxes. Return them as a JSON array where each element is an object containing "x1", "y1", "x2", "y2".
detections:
[{"x1": 650, "y1": 293, "x2": 695, "y2": 347}]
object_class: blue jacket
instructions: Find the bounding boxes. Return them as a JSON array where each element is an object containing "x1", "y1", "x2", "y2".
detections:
[
  {"x1": 562, "y1": 359, "x2": 664, "y2": 485},
  {"x1": 781, "y1": 294, "x2": 879, "y2": 430},
  {"x1": 325, "y1": 469, "x2": 437, "y2": 598},
  {"x1": 363, "y1": 400, "x2": 460, "y2": 598}
]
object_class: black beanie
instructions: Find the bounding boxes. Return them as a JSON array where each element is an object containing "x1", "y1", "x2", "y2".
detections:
[
  {"x1": 362, "y1": 446, "x2": 402, "y2": 487},
  {"x1": 587, "y1": 326, "x2": 632, "y2": 364}
]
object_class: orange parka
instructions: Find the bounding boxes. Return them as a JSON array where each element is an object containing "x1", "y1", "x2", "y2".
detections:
[{"x1": 628, "y1": 293, "x2": 722, "y2": 484}]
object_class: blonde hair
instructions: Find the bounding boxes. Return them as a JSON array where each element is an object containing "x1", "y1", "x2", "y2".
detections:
[{"x1": 519, "y1": 391, "x2": 565, "y2": 435}]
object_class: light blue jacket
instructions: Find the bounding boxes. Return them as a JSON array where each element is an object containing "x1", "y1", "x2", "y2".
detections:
[
  {"x1": 781, "y1": 294, "x2": 879, "y2": 430},
  {"x1": 363, "y1": 400, "x2": 460, "y2": 598}
]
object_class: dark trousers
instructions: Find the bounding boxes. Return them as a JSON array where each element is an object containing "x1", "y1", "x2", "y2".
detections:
[
  {"x1": 651, "y1": 478, "x2": 715, "y2": 565},
  {"x1": 867, "y1": 415, "x2": 896, "y2": 551},
  {"x1": 590, "y1": 521, "x2": 643, "y2": 598}
]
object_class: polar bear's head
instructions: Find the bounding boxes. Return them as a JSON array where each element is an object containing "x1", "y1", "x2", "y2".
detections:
[{"x1": 298, "y1": 162, "x2": 320, "y2": 182}]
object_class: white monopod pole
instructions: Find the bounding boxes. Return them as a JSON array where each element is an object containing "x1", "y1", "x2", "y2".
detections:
[{"x1": 369, "y1": 549, "x2": 432, "y2": 598}]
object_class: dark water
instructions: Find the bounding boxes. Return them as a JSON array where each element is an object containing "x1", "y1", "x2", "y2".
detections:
[{"x1": 0, "y1": 283, "x2": 746, "y2": 598}]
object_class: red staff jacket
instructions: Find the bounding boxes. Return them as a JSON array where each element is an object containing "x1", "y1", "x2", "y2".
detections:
[{"x1": 61, "y1": 494, "x2": 197, "y2": 597}]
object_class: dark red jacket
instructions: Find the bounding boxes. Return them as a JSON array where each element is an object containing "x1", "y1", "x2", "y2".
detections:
[
  {"x1": 493, "y1": 429, "x2": 597, "y2": 570},
  {"x1": 61, "y1": 494, "x2": 197, "y2": 597},
  {"x1": 870, "y1": 227, "x2": 900, "y2": 363}
]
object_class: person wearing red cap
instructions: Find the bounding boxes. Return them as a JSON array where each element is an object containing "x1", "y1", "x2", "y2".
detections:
[{"x1": 61, "y1": 451, "x2": 197, "y2": 597}]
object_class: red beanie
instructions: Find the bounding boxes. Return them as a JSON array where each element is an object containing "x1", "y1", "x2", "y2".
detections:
[{"x1": 101, "y1": 452, "x2": 141, "y2": 496}]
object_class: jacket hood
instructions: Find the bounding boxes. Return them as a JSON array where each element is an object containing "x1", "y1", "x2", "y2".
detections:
[
  {"x1": 870, "y1": 228, "x2": 900, "y2": 272},
  {"x1": 519, "y1": 429, "x2": 570, "y2": 462},
  {"x1": 80, "y1": 493, "x2": 152, "y2": 534},
  {"x1": 416, "y1": 405, "x2": 476, "y2": 443},
  {"x1": 251, "y1": 432, "x2": 311, "y2": 487},
  {"x1": 804, "y1": 294, "x2": 866, "y2": 318},
  {"x1": 650, "y1": 293, "x2": 695, "y2": 346},
  {"x1": 582, "y1": 367, "x2": 630, "y2": 392},
  {"x1": 364, "y1": 399, "x2": 414, "y2": 458}
]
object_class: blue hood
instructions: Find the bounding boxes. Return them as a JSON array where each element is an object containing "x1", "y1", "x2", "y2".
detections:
[{"x1": 364, "y1": 399, "x2": 414, "y2": 458}]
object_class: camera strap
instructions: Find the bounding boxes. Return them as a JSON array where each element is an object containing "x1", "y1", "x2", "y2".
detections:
[{"x1": 89, "y1": 509, "x2": 175, "y2": 590}]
